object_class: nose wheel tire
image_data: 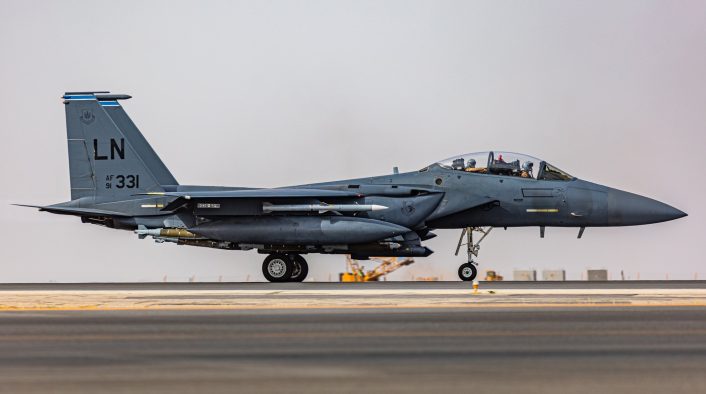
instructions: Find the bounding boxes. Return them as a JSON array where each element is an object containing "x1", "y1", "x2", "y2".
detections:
[
  {"x1": 455, "y1": 227, "x2": 491, "y2": 282},
  {"x1": 458, "y1": 263, "x2": 477, "y2": 281},
  {"x1": 289, "y1": 254, "x2": 309, "y2": 282},
  {"x1": 262, "y1": 254, "x2": 294, "y2": 282}
]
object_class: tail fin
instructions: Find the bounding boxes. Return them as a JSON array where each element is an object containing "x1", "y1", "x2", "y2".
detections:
[{"x1": 63, "y1": 92, "x2": 178, "y2": 201}]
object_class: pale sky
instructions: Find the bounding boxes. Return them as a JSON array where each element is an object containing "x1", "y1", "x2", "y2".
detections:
[{"x1": 1, "y1": 0, "x2": 704, "y2": 282}]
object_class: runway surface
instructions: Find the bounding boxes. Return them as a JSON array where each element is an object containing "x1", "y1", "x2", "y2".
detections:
[
  {"x1": 3, "y1": 280, "x2": 706, "y2": 291},
  {"x1": 1, "y1": 306, "x2": 706, "y2": 394},
  {"x1": 2, "y1": 281, "x2": 706, "y2": 310},
  {"x1": 2, "y1": 282, "x2": 706, "y2": 393}
]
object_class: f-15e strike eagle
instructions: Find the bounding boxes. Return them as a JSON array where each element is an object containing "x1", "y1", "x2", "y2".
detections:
[{"x1": 21, "y1": 92, "x2": 687, "y2": 282}]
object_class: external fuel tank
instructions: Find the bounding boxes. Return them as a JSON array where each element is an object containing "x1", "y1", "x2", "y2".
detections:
[{"x1": 189, "y1": 216, "x2": 411, "y2": 245}]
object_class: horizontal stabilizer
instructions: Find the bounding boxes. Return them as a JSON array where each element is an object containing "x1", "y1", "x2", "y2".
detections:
[{"x1": 13, "y1": 204, "x2": 130, "y2": 217}]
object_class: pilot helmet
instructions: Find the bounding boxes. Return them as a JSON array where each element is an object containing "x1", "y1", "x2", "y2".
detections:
[
  {"x1": 522, "y1": 161, "x2": 534, "y2": 172},
  {"x1": 467, "y1": 158, "x2": 476, "y2": 168}
]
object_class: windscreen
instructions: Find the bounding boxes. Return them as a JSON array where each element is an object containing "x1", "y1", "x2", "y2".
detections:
[{"x1": 537, "y1": 162, "x2": 573, "y2": 181}]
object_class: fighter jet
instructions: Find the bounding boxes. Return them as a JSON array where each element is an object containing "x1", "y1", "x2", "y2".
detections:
[{"x1": 20, "y1": 92, "x2": 687, "y2": 282}]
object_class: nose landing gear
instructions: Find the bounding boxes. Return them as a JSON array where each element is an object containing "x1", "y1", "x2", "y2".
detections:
[
  {"x1": 455, "y1": 227, "x2": 493, "y2": 281},
  {"x1": 262, "y1": 253, "x2": 309, "y2": 282},
  {"x1": 458, "y1": 263, "x2": 477, "y2": 281}
]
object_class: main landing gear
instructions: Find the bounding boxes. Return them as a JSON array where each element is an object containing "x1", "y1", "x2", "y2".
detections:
[
  {"x1": 262, "y1": 253, "x2": 309, "y2": 282},
  {"x1": 455, "y1": 227, "x2": 493, "y2": 281}
]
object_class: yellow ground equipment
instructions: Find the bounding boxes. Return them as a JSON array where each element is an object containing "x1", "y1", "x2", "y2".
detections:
[
  {"x1": 340, "y1": 255, "x2": 415, "y2": 282},
  {"x1": 484, "y1": 270, "x2": 504, "y2": 281}
]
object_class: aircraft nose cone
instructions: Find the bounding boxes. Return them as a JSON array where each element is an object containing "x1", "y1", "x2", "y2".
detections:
[{"x1": 607, "y1": 189, "x2": 687, "y2": 226}]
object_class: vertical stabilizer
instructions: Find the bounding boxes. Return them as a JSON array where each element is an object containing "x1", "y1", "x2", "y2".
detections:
[{"x1": 63, "y1": 92, "x2": 177, "y2": 201}]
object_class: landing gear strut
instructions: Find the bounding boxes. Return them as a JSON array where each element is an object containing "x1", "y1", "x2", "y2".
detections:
[
  {"x1": 262, "y1": 253, "x2": 309, "y2": 282},
  {"x1": 455, "y1": 227, "x2": 493, "y2": 281}
]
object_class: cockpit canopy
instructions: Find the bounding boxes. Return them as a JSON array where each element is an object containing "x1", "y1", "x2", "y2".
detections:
[{"x1": 431, "y1": 151, "x2": 574, "y2": 181}]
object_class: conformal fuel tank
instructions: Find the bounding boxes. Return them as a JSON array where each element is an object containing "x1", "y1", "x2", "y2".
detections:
[{"x1": 189, "y1": 216, "x2": 412, "y2": 245}]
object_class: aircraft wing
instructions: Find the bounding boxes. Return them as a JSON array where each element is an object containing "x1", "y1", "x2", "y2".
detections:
[
  {"x1": 140, "y1": 188, "x2": 364, "y2": 199},
  {"x1": 143, "y1": 188, "x2": 365, "y2": 213}
]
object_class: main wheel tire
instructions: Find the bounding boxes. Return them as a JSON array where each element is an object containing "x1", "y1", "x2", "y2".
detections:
[
  {"x1": 289, "y1": 254, "x2": 309, "y2": 282},
  {"x1": 458, "y1": 263, "x2": 478, "y2": 281},
  {"x1": 262, "y1": 254, "x2": 294, "y2": 282}
]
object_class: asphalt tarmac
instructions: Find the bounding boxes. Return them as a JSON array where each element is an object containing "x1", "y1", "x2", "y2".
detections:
[
  {"x1": 2, "y1": 282, "x2": 706, "y2": 393},
  {"x1": 1, "y1": 306, "x2": 705, "y2": 394}
]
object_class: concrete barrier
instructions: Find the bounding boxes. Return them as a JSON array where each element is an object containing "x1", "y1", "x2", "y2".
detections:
[
  {"x1": 587, "y1": 269, "x2": 608, "y2": 281},
  {"x1": 542, "y1": 270, "x2": 566, "y2": 281},
  {"x1": 513, "y1": 270, "x2": 537, "y2": 281}
]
